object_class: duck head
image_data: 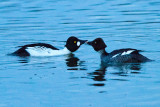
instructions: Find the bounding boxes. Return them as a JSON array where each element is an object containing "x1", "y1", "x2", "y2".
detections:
[
  {"x1": 65, "y1": 36, "x2": 87, "y2": 52},
  {"x1": 87, "y1": 38, "x2": 107, "y2": 51}
]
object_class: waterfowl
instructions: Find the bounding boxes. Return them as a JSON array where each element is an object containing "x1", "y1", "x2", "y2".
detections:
[
  {"x1": 12, "y1": 36, "x2": 87, "y2": 56},
  {"x1": 87, "y1": 38, "x2": 152, "y2": 63}
]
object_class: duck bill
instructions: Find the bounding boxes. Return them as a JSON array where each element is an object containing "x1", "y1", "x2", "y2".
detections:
[
  {"x1": 86, "y1": 41, "x2": 92, "y2": 45},
  {"x1": 79, "y1": 39, "x2": 88, "y2": 45}
]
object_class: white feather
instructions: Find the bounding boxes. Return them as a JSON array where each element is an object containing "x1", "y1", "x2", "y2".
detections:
[
  {"x1": 77, "y1": 41, "x2": 80, "y2": 46},
  {"x1": 112, "y1": 54, "x2": 120, "y2": 58},
  {"x1": 26, "y1": 47, "x2": 71, "y2": 56},
  {"x1": 121, "y1": 50, "x2": 135, "y2": 56}
]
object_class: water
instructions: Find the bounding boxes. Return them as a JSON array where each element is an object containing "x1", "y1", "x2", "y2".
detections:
[{"x1": 0, "y1": 0, "x2": 160, "y2": 106}]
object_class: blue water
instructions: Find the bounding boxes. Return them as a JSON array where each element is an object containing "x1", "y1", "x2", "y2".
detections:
[{"x1": 0, "y1": 0, "x2": 160, "y2": 106}]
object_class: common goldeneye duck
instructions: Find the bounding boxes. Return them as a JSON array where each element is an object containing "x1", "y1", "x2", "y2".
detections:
[
  {"x1": 87, "y1": 38, "x2": 152, "y2": 63},
  {"x1": 12, "y1": 36, "x2": 87, "y2": 56}
]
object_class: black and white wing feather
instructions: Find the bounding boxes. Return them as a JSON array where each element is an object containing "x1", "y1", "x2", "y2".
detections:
[{"x1": 109, "y1": 48, "x2": 150, "y2": 63}]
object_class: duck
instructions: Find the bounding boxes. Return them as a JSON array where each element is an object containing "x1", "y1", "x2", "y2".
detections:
[
  {"x1": 12, "y1": 36, "x2": 87, "y2": 56},
  {"x1": 87, "y1": 38, "x2": 152, "y2": 63}
]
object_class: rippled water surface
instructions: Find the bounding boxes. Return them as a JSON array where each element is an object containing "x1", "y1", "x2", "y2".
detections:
[{"x1": 0, "y1": 0, "x2": 160, "y2": 106}]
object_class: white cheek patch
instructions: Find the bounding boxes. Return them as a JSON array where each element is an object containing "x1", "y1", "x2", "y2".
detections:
[
  {"x1": 77, "y1": 41, "x2": 80, "y2": 46},
  {"x1": 121, "y1": 50, "x2": 135, "y2": 56}
]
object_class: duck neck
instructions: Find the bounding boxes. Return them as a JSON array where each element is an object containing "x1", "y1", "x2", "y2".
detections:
[
  {"x1": 60, "y1": 47, "x2": 71, "y2": 54},
  {"x1": 97, "y1": 49, "x2": 108, "y2": 56}
]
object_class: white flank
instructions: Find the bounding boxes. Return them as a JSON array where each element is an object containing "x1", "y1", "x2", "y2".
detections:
[
  {"x1": 77, "y1": 41, "x2": 80, "y2": 46},
  {"x1": 26, "y1": 47, "x2": 71, "y2": 56},
  {"x1": 112, "y1": 54, "x2": 120, "y2": 58},
  {"x1": 121, "y1": 50, "x2": 135, "y2": 56}
]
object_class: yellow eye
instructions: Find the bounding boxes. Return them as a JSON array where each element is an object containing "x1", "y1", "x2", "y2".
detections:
[{"x1": 74, "y1": 41, "x2": 77, "y2": 43}]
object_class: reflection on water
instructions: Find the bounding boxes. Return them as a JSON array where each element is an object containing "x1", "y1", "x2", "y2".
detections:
[
  {"x1": 15, "y1": 53, "x2": 87, "y2": 71},
  {"x1": 66, "y1": 54, "x2": 86, "y2": 70},
  {"x1": 17, "y1": 57, "x2": 30, "y2": 63},
  {"x1": 88, "y1": 62, "x2": 142, "y2": 84},
  {"x1": 66, "y1": 54, "x2": 80, "y2": 67},
  {"x1": 100, "y1": 62, "x2": 142, "y2": 72}
]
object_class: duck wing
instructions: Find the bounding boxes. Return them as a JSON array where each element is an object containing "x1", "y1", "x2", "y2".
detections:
[{"x1": 109, "y1": 48, "x2": 150, "y2": 63}]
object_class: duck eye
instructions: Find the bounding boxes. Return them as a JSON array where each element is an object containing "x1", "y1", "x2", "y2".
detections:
[
  {"x1": 74, "y1": 41, "x2": 77, "y2": 43},
  {"x1": 95, "y1": 41, "x2": 97, "y2": 44}
]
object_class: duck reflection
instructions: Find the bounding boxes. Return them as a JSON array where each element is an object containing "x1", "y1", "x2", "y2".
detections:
[
  {"x1": 100, "y1": 62, "x2": 142, "y2": 72},
  {"x1": 17, "y1": 56, "x2": 30, "y2": 63},
  {"x1": 88, "y1": 66, "x2": 106, "y2": 82},
  {"x1": 89, "y1": 62, "x2": 142, "y2": 83},
  {"x1": 65, "y1": 54, "x2": 80, "y2": 67},
  {"x1": 16, "y1": 53, "x2": 86, "y2": 70},
  {"x1": 65, "y1": 53, "x2": 86, "y2": 70}
]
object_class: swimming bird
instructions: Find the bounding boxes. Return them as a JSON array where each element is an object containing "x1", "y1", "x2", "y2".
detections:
[
  {"x1": 12, "y1": 36, "x2": 87, "y2": 56},
  {"x1": 87, "y1": 38, "x2": 152, "y2": 63}
]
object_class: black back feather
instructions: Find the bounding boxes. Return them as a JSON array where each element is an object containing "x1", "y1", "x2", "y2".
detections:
[{"x1": 12, "y1": 43, "x2": 59, "y2": 56}]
